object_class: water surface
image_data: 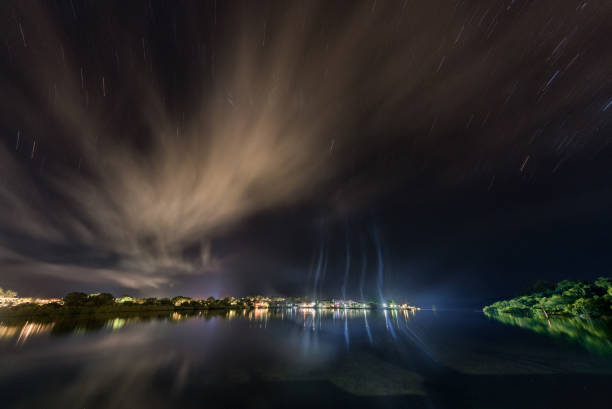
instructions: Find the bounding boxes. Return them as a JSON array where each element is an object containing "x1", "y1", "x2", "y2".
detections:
[{"x1": 1, "y1": 309, "x2": 611, "y2": 408}]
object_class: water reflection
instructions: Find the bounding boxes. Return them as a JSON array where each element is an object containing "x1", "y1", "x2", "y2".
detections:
[
  {"x1": 484, "y1": 311, "x2": 612, "y2": 355},
  {"x1": 1, "y1": 321, "x2": 55, "y2": 344},
  {"x1": 0, "y1": 308, "x2": 419, "y2": 346},
  {"x1": 0, "y1": 323, "x2": 18, "y2": 339},
  {"x1": 1, "y1": 309, "x2": 428, "y2": 406},
  {"x1": 1, "y1": 311, "x2": 612, "y2": 408},
  {"x1": 1, "y1": 312, "x2": 182, "y2": 343},
  {"x1": 16, "y1": 322, "x2": 55, "y2": 344},
  {"x1": 3, "y1": 307, "x2": 610, "y2": 358}
]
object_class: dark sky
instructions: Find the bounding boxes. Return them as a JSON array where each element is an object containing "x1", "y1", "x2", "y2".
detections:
[{"x1": 1, "y1": 0, "x2": 612, "y2": 307}]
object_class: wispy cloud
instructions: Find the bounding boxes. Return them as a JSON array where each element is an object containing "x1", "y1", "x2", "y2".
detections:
[{"x1": 1, "y1": 1, "x2": 610, "y2": 292}]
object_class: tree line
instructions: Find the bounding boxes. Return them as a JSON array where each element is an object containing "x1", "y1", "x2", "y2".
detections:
[{"x1": 483, "y1": 277, "x2": 612, "y2": 318}]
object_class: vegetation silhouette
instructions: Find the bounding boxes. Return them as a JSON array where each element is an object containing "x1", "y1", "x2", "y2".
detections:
[{"x1": 483, "y1": 277, "x2": 612, "y2": 318}]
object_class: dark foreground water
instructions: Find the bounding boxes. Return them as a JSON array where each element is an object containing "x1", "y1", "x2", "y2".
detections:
[{"x1": 1, "y1": 309, "x2": 611, "y2": 409}]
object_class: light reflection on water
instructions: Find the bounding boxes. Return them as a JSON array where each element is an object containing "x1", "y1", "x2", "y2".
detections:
[
  {"x1": 0, "y1": 307, "x2": 605, "y2": 351},
  {"x1": 484, "y1": 311, "x2": 612, "y2": 355},
  {"x1": 16, "y1": 322, "x2": 55, "y2": 344},
  {"x1": 0, "y1": 323, "x2": 18, "y2": 339},
  {"x1": 1, "y1": 310, "x2": 612, "y2": 409},
  {"x1": 1, "y1": 321, "x2": 55, "y2": 344},
  {"x1": 2, "y1": 308, "x2": 406, "y2": 344}
]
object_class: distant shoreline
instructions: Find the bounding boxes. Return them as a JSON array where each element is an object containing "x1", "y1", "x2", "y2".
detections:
[
  {"x1": 0, "y1": 303, "x2": 420, "y2": 319},
  {"x1": 0, "y1": 291, "x2": 420, "y2": 319}
]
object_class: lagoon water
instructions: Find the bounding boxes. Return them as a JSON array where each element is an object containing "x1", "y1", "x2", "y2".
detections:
[{"x1": 1, "y1": 309, "x2": 611, "y2": 409}]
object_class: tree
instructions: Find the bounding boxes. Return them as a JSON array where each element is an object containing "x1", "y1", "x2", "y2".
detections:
[
  {"x1": 594, "y1": 277, "x2": 612, "y2": 297},
  {"x1": 540, "y1": 294, "x2": 568, "y2": 314},
  {"x1": 0, "y1": 287, "x2": 17, "y2": 298},
  {"x1": 117, "y1": 295, "x2": 134, "y2": 303},
  {"x1": 570, "y1": 296, "x2": 608, "y2": 317},
  {"x1": 172, "y1": 296, "x2": 191, "y2": 306},
  {"x1": 485, "y1": 277, "x2": 612, "y2": 318},
  {"x1": 562, "y1": 285, "x2": 587, "y2": 300},
  {"x1": 64, "y1": 292, "x2": 88, "y2": 307},
  {"x1": 555, "y1": 280, "x2": 582, "y2": 294},
  {"x1": 89, "y1": 293, "x2": 115, "y2": 306},
  {"x1": 594, "y1": 277, "x2": 612, "y2": 290}
]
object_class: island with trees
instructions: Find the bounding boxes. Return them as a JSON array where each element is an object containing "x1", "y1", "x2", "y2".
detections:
[{"x1": 483, "y1": 277, "x2": 612, "y2": 318}]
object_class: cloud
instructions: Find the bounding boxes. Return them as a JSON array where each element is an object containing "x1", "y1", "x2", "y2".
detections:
[{"x1": 1, "y1": 0, "x2": 611, "y2": 293}]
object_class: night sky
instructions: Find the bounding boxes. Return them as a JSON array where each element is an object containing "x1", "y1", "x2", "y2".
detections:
[{"x1": 1, "y1": 0, "x2": 612, "y2": 307}]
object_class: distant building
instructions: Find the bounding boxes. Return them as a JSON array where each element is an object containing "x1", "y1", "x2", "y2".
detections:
[
  {"x1": 0, "y1": 297, "x2": 19, "y2": 307},
  {"x1": 343, "y1": 300, "x2": 361, "y2": 309},
  {"x1": 0, "y1": 297, "x2": 63, "y2": 307},
  {"x1": 317, "y1": 300, "x2": 333, "y2": 308}
]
